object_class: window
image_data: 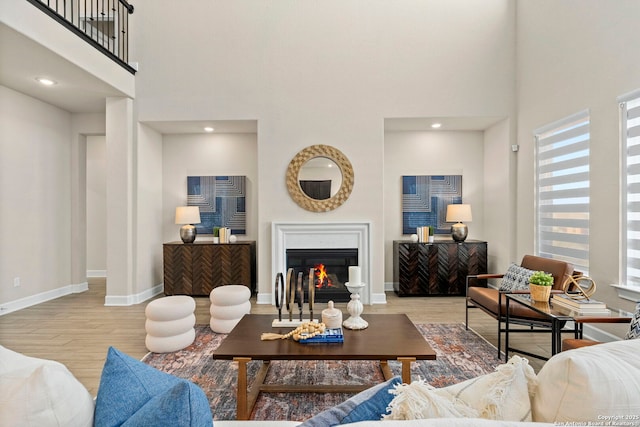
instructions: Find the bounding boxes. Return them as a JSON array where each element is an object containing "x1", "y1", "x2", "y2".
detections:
[
  {"x1": 535, "y1": 111, "x2": 590, "y2": 274},
  {"x1": 620, "y1": 90, "x2": 640, "y2": 288}
]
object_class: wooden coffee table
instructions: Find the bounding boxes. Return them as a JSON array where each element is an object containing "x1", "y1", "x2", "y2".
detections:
[{"x1": 212, "y1": 313, "x2": 436, "y2": 420}]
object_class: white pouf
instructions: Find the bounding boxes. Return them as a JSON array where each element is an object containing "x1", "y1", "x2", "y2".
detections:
[
  {"x1": 145, "y1": 295, "x2": 196, "y2": 353},
  {"x1": 210, "y1": 285, "x2": 251, "y2": 333}
]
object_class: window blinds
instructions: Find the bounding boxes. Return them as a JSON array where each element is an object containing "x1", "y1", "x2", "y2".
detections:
[
  {"x1": 535, "y1": 111, "x2": 590, "y2": 274},
  {"x1": 621, "y1": 92, "x2": 640, "y2": 287}
]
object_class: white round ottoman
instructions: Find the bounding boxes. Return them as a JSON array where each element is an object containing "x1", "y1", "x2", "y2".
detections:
[
  {"x1": 209, "y1": 285, "x2": 251, "y2": 333},
  {"x1": 145, "y1": 295, "x2": 196, "y2": 353}
]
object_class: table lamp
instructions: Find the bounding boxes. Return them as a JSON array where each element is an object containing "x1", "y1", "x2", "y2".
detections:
[
  {"x1": 175, "y1": 206, "x2": 201, "y2": 243},
  {"x1": 446, "y1": 204, "x2": 472, "y2": 242}
]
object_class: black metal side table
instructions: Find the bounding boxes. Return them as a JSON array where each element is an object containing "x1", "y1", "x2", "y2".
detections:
[{"x1": 505, "y1": 293, "x2": 634, "y2": 361}]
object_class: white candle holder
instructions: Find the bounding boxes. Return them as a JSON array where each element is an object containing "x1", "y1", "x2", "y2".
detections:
[{"x1": 342, "y1": 282, "x2": 368, "y2": 330}]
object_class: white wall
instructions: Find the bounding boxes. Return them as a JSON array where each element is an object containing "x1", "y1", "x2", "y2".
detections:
[
  {"x1": 135, "y1": 123, "x2": 164, "y2": 295},
  {"x1": 483, "y1": 119, "x2": 516, "y2": 273},
  {"x1": 516, "y1": 0, "x2": 640, "y2": 319},
  {"x1": 383, "y1": 131, "x2": 485, "y2": 284},
  {"x1": 136, "y1": 0, "x2": 516, "y2": 300},
  {"x1": 70, "y1": 113, "x2": 105, "y2": 288},
  {"x1": 86, "y1": 136, "x2": 107, "y2": 274},
  {"x1": 5, "y1": 0, "x2": 640, "y2": 324},
  {"x1": 0, "y1": 86, "x2": 73, "y2": 308},
  {"x1": 162, "y1": 133, "x2": 259, "y2": 243}
]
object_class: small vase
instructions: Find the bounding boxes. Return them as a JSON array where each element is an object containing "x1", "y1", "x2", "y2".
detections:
[{"x1": 529, "y1": 283, "x2": 551, "y2": 302}]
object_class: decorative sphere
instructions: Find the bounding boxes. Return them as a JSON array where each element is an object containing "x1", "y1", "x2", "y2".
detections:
[
  {"x1": 410, "y1": 234, "x2": 419, "y2": 242},
  {"x1": 229, "y1": 235, "x2": 237, "y2": 243}
]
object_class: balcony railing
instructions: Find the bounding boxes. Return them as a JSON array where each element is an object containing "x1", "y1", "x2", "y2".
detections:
[{"x1": 26, "y1": 0, "x2": 136, "y2": 74}]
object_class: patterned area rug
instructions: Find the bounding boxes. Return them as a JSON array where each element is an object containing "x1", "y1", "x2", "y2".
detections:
[{"x1": 142, "y1": 323, "x2": 500, "y2": 422}]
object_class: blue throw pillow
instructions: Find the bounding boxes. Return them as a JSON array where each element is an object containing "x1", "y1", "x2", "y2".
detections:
[
  {"x1": 94, "y1": 347, "x2": 212, "y2": 427},
  {"x1": 499, "y1": 264, "x2": 535, "y2": 292},
  {"x1": 299, "y1": 376, "x2": 402, "y2": 426}
]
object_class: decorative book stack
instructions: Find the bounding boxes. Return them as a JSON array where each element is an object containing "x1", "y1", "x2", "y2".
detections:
[
  {"x1": 552, "y1": 294, "x2": 609, "y2": 314},
  {"x1": 299, "y1": 327, "x2": 344, "y2": 344}
]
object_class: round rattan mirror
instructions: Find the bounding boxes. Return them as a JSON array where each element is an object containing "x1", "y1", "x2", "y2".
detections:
[{"x1": 286, "y1": 144, "x2": 354, "y2": 212}]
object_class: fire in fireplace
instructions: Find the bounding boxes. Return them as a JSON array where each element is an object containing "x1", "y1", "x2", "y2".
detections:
[{"x1": 286, "y1": 248, "x2": 358, "y2": 302}]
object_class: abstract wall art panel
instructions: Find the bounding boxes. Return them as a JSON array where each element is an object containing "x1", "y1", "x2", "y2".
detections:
[
  {"x1": 402, "y1": 175, "x2": 462, "y2": 234},
  {"x1": 187, "y1": 176, "x2": 246, "y2": 235}
]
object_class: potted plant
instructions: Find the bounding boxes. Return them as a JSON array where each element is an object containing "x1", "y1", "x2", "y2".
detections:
[
  {"x1": 428, "y1": 226, "x2": 435, "y2": 243},
  {"x1": 213, "y1": 227, "x2": 220, "y2": 244},
  {"x1": 529, "y1": 271, "x2": 553, "y2": 302}
]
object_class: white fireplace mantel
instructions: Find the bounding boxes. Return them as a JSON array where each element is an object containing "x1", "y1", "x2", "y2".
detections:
[{"x1": 266, "y1": 221, "x2": 373, "y2": 305}]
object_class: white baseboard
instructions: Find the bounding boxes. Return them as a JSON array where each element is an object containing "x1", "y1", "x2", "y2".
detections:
[
  {"x1": 256, "y1": 292, "x2": 273, "y2": 305},
  {"x1": 87, "y1": 270, "x2": 107, "y2": 277},
  {"x1": 104, "y1": 283, "x2": 164, "y2": 306},
  {"x1": 370, "y1": 292, "x2": 387, "y2": 304},
  {"x1": 0, "y1": 282, "x2": 88, "y2": 316},
  {"x1": 582, "y1": 324, "x2": 622, "y2": 343}
]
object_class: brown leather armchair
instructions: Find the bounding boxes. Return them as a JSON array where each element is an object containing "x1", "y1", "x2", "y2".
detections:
[{"x1": 465, "y1": 255, "x2": 574, "y2": 360}]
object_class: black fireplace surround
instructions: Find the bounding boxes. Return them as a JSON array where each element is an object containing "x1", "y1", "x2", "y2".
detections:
[{"x1": 286, "y1": 248, "x2": 358, "y2": 303}]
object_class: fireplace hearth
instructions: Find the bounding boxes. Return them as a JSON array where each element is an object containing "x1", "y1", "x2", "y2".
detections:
[{"x1": 286, "y1": 248, "x2": 357, "y2": 303}]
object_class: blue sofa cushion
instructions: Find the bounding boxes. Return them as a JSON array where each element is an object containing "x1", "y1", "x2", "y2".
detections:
[
  {"x1": 298, "y1": 376, "x2": 402, "y2": 426},
  {"x1": 94, "y1": 346, "x2": 212, "y2": 427}
]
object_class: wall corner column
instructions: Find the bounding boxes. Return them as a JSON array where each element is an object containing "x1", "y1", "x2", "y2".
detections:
[{"x1": 105, "y1": 97, "x2": 135, "y2": 305}]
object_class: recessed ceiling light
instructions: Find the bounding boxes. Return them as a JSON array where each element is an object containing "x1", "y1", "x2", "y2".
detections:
[
  {"x1": 204, "y1": 127, "x2": 214, "y2": 132},
  {"x1": 36, "y1": 77, "x2": 57, "y2": 86},
  {"x1": 431, "y1": 123, "x2": 442, "y2": 129}
]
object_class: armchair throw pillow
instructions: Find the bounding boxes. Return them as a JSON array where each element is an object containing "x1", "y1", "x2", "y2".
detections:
[
  {"x1": 499, "y1": 264, "x2": 535, "y2": 292},
  {"x1": 624, "y1": 302, "x2": 640, "y2": 340}
]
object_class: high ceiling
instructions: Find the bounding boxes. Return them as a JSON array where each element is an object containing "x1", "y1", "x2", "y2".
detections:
[{"x1": 1, "y1": 22, "x2": 504, "y2": 133}]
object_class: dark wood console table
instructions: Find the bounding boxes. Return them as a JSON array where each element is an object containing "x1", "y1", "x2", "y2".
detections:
[
  {"x1": 393, "y1": 240, "x2": 487, "y2": 296},
  {"x1": 163, "y1": 241, "x2": 256, "y2": 296}
]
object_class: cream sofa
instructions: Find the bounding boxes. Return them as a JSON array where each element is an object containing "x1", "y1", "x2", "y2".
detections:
[{"x1": 2, "y1": 338, "x2": 639, "y2": 426}]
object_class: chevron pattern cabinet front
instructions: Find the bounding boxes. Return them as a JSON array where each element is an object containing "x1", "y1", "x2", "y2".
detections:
[
  {"x1": 163, "y1": 242, "x2": 256, "y2": 296},
  {"x1": 393, "y1": 240, "x2": 487, "y2": 296}
]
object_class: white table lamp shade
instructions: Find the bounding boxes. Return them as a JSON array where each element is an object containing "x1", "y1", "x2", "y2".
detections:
[
  {"x1": 446, "y1": 204, "x2": 472, "y2": 222},
  {"x1": 175, "y1": 206, "x2": 201, "y2": 224}
]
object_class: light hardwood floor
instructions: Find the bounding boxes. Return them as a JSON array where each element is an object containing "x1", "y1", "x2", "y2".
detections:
[{"x1": 0, "y1": 278, "x2": 550, "y2": 395}]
